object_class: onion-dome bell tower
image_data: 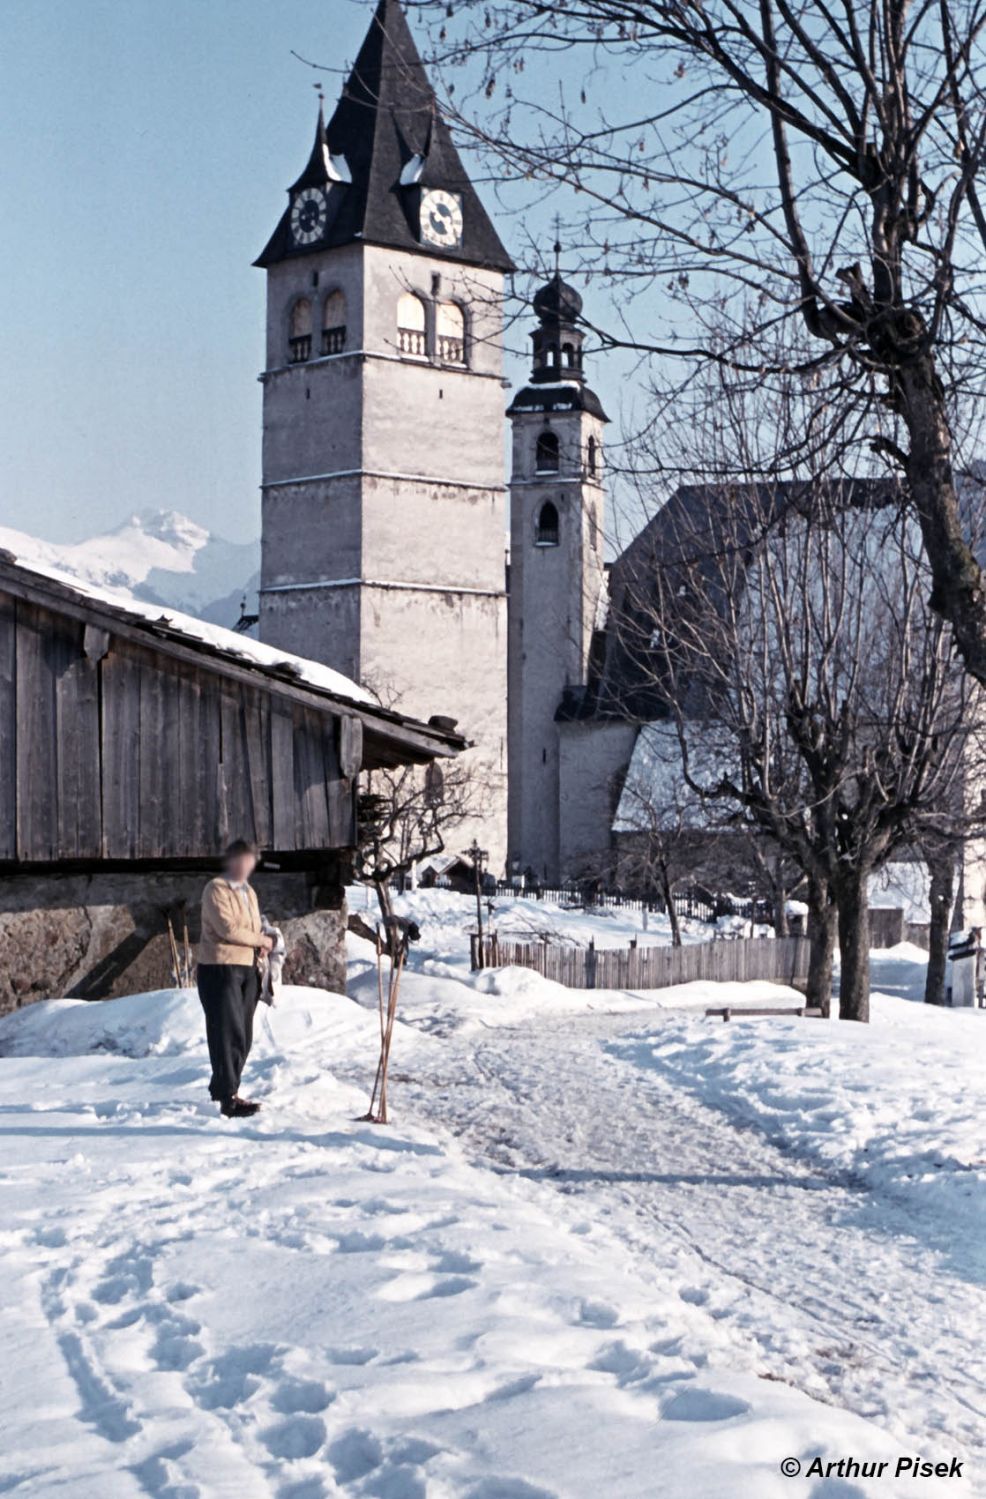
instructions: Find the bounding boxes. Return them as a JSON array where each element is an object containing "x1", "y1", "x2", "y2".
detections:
[{"x1": 507, "y1": 252, "x2": 609, "y2": 883}]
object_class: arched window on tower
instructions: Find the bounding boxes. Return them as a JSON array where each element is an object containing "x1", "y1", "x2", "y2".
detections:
[
  {"x1": 436, "y1": 302, "x2": 466, "y2": 364},
  {"x1": 397, "y1": 292, "x2": 427, "y2": 358},
  {"x1": 562, "y1": 341, "x2": 575, "y2": 369},
  {"x1": 322, "y1": 291, "x2": 347, "y2": 355},
  {"x1": 535, "y1": 501, "x2": 560, "y2": 546},
  {"x1": 535, "y1": 430, "x2": 560, "y2": 474},
  {"x1": 587, "y1": 435, "x2": 598, "y2": 476},
  {"x1": 288, "y1": 297, "x2": 313, "y2": 363}
]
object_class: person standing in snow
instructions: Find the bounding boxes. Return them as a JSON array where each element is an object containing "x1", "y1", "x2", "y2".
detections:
[{"x1": 196, "y1": 839, "x2": 273, "y2": 1119}]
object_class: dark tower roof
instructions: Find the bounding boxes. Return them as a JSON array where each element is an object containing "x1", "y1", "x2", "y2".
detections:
[
  {"x1": 256, "y1": 0, "x2": 513, "y2": 272},
  {"x1": 533, "y1": 273, "x2": 583, "y2": 324},
  {"x1": 507, "y1": 263, "x2": 609, "y2": 420}
]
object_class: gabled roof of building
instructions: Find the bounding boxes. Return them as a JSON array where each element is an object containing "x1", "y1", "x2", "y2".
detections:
[
  {"x1": 256, "y1": 0, "x2": 513, "y2": 273},
  {"x1": 579, "y1": 476, "x2": 902, "y2": 723},
  {"x1": 0, "y1": 550, "x2": 467, "y2": 769}
]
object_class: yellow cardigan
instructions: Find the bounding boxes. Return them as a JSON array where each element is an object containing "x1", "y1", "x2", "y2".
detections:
[{"x1": 198, "y1": 878, "x2": 263, "y2": 966}]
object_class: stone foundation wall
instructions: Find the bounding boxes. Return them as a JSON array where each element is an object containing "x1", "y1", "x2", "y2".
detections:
[{"x1": 0, "y1": 870, "x2": 348, "y2": 1015}]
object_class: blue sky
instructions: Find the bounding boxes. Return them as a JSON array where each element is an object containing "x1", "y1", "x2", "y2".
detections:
[{"x1": 0, "y1": 0, "x2": 631, "y2": 544}]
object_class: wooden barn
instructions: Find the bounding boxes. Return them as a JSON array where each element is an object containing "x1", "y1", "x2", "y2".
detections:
[{"x1": 0, "y1": 552, "x2": 464, "y2": 1012}]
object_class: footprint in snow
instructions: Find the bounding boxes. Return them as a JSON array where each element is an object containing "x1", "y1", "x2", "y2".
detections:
[
  {"x1": 377, "y1": 1274, "x2": 477, "y2": 1302},
  {"x1": 191, "y1": 1343, "x2": 280, "y2": 1410},
  {"x1": 165, "y1": 1281, "x2": 200, "y2": 1304},
  {"x1": 325, "y1": 1344, "x2": 378, "y2": 1366},
  {"x1": 278, "y1": 1480, "x2": 326, "y2": 1499},
  {"x1": 262, "y1": 1415, "x2": 327, "y2": 1462},
  {"x1": 33, "y1": 1225, "x2": 68, "y2": 1248},
  {"x1": 327, "y1": 1427, "x2": 384, "y2": 1483},
  {"x1": 659, "y1": 1387, "x2": 751, "y2": 1421},
  {"x1": 91, "y1": 1248, "x2": 155, "y2": 1305},
  {"x1": 332, "y1": 1230, "x2": 391, "y2": 1253},
  {"x1": 577, "y1": 1299, "x2": 620, "y2": 1328},
  {"x1": 147, "y1": 1307, "x2": 204, "y2": 1372},
  {"x1": 588, "y1": 1341, "x2": 651, "y2": 1383},
  {"x1": 432, "y1": 1250, "x2": 481, "y2": 1274},
  {"x1": 271, "y1": 1378, "x2": 335, "y2": 1415}
]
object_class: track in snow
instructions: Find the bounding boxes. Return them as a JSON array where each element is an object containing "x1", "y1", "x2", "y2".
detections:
[{"x1": 380, "y1": 1009, "x2": 986, "y2": 1468}]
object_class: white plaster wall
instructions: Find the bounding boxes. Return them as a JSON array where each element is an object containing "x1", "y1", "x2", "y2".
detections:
[
  {"x1": 557, "y1": 720, "x2": 638, "y2": 879},
  {"x1": 507, "y1": 404, "x2": 608, "y2": 880},
  {"x1": 260, "y1": 241, "x2": 509, "y2": 868}
]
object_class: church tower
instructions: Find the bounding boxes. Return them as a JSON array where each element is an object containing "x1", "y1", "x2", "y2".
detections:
[
  {"x1": 507, "y1": 266, "x2": 609, "y2": 882},
  {"x1": 256, "y1": 0, "x2": 512, "y2": 868}
]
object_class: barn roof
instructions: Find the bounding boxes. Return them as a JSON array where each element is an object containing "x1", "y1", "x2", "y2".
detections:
[{"x1": 0, "y1": 550, "x2": 467, "y2": 768}]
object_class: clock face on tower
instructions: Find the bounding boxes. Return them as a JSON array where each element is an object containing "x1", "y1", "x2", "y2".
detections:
[
  {"x1": 420, "y1": 189, "x2": 463, "y2": 248},
  {"x1": 291, "y1": 187, "x2": 328, "y2": 246}
]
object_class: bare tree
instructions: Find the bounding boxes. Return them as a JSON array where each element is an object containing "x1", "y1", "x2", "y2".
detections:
[
  {"x1": 356, "y1": 755, "x2": 485, "y2": 929},
  {"x1": 418, "y1": 0, "x2": 986, "y2": 684},
  {"x1": 621, "y1": 370, "x2": 977, "y2": 1021},
  {"x1": 612, "y1": 723, "x2": 716, "y2": 944}
]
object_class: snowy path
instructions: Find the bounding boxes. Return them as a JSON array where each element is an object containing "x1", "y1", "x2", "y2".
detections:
[
  {"x1": 376, "y1": 1008, "x2": 986, "y2": 1473},
  {"x1": 2, "y1": 943, "x2": 984, "y2": 1497}
]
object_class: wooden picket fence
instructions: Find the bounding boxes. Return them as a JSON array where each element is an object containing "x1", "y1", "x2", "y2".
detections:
[{"x1": 470, "y1": 932, "x2": 811, "y2": 990}]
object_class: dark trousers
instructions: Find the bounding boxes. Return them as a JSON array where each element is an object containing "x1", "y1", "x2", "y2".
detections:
[{"x1": 197, "y1": 963, "x2": 260, "y2": 1102}]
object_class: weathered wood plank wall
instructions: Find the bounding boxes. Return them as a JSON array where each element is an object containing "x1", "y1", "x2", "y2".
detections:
[{"x1": 0, "y1": 590, "x2": 358, "y2": 864}]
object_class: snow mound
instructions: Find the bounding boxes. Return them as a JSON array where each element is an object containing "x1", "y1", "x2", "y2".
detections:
[
  {"x1": 0, "y1": 987, "x2": 204, "y2": 1059},
  {"x1": 0, "y1": 984, "x2": 360, "y2": 1061}
]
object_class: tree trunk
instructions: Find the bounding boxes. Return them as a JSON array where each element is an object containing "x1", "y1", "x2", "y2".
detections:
[
  {"x1": 767, "y1": 857, "x2": 785, "y2": 935},
  {"x1": 806, "y1": 877, "x2": 837, "y2": 1017},
  {"x1": 899, "y1": 359, "x2": 986, "y2": 688},
  {"x1": 661, "y1": 867, "x2": 683, "y2": 948},
  {"x1": 835, "y1": 877, "x2": 871, "y2": 1023},
  {"x1": 924, "y1": 849, "x2": 955, "y2": 1005}
]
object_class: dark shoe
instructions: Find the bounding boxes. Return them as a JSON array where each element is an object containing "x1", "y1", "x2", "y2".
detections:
[{"x1": 220, "y1": 1097, "x2": 261, "y2": 1118}]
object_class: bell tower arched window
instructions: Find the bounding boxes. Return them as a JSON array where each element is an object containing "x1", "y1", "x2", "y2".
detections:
[
  {"x1": 437, "y1": 302, "x2": 466, "y2": 364},
  {"x1": 535, "y1": 430, "x2": 560, "y2": 474},
  {"x1": 289, "y1": 297, "x2": 313, "y2": 363},
  {"x1": 535, "y1": 501, "x2": 560, "y2": 546},
  {"x1": 397, "y1": 292, "x2": 427, "y2": 358},
  {"x1": 587, "y1": 435, "x2": 598, "y2": 476},
  {"x1": 322, "y1": 291, "x2": 347, "y2": 355}
]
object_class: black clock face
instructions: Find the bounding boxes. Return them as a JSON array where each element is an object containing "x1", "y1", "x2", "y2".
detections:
[{"x1": 291, "y1": 187, "x2": 328, "y2": 246}]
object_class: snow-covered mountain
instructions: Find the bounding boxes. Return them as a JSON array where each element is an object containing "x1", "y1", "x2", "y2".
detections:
[{"x1": 0, "y1": 509, "x2": 259, "y2": 630}]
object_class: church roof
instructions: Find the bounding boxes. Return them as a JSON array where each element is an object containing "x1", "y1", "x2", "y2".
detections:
[
  {"x1": 506, "y1": 381, "x2": 609, "y2": 420},
  {"x1": 533, "y1": 273, "x2": 583, "y2": 324},
  {"x1": 256, "y1": 0, "x2": 513, "y2": 273},
  {"x1": 581, "y1": 477, "x2": 902, "y2": 723}
]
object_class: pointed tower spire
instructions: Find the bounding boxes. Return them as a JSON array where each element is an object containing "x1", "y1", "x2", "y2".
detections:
[{"x1": 256, "y1": 0, "x2": 512, "y2": 270}]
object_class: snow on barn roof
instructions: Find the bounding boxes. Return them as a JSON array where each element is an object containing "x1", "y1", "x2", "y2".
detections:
[{"x1": 0, "y1": 544, "x2": 375, "y2": 706}]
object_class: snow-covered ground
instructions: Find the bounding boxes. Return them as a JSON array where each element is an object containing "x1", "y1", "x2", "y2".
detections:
[{"x1": 1, "y1": 889, "x2": 983, "y2": 1497}]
